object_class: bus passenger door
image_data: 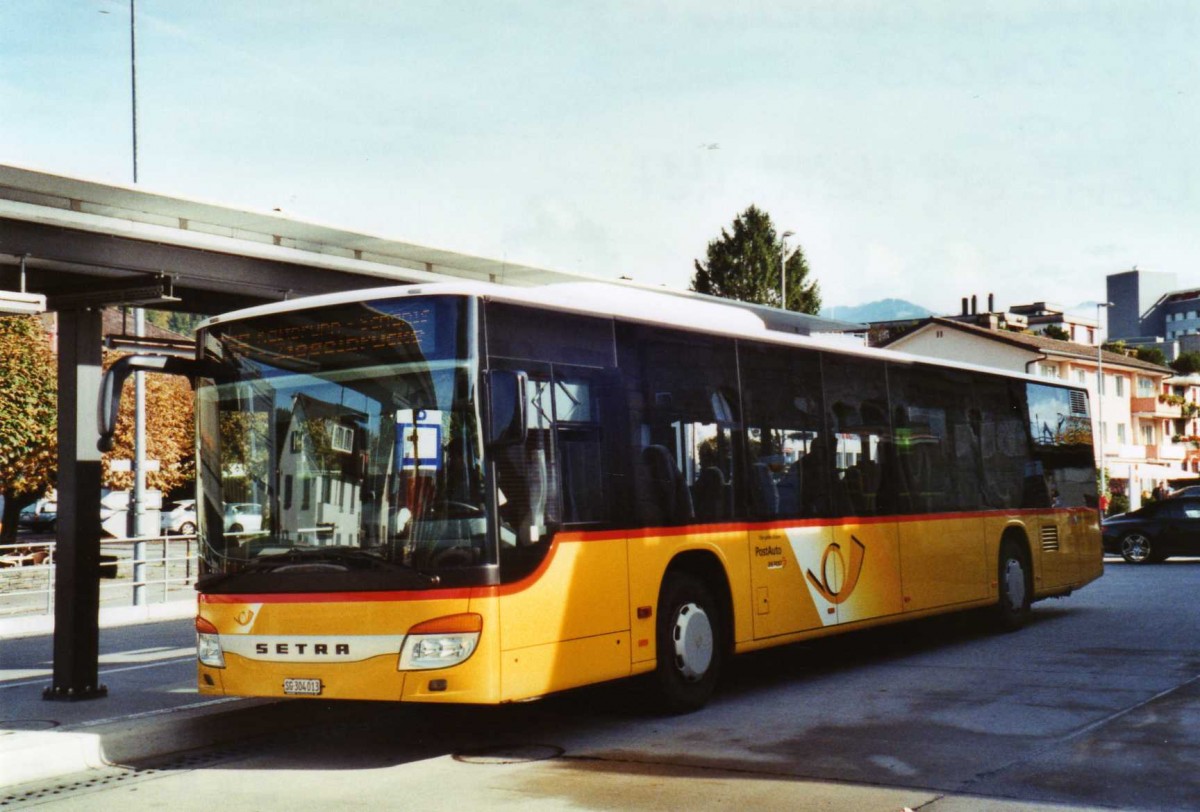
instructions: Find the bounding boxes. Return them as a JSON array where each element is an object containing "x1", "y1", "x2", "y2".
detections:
[
  {"x1": 821, "y1": 522, "x2": 903, "y2": 626},
  {"x1": 750, "y1": 524, "x2": 831, "y2": 637},
  {"x1": 491, "y1": 365, "x2": 631, "y2": 699}
]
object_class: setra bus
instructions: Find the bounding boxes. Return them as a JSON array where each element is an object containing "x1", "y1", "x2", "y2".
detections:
[{"x1": 100, "y1": 281, "x2": 1103, "y2": 711}]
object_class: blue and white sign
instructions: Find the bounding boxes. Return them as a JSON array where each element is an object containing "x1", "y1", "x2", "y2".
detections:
[{"x1": 397, "y1": 409, "x2": 442, "y2": 470}]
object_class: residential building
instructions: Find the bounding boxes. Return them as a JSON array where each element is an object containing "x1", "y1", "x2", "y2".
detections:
[
  {"x1": 882, "y1": 317, "x2": 1190, "y2": 508},
  {"x1": 1007, "y1": 302, "x2": 1099, "y2": 346}
]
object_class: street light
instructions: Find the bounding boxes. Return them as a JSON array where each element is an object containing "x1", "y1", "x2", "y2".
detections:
[
  {"x1": 780, "y1": 230, "x2": 794, "y2": 309},
  {"x1": 1097, "y1": 302, "x2": 1113, "y2": 506}
]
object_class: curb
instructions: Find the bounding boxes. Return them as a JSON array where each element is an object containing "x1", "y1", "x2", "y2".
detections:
[{"x1": 0, "y1": 696, "x2": 293, "y2": 788}]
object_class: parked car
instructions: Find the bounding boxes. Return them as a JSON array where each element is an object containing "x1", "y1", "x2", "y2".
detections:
[
  {"x1": 160, "y1": 499, "x2": 197, "y2": 535},
  {"x1": 1167, "y1": 485, "x2": 1200, "y2": 499},
  {"x1": 1102, "y1": 496, "x2": 1200, "y2": 563},
  {"x1": 224, "y1": 503, "x2": 263, "y2": 533},
  {"x1": 18, "y1": 501, "x2": 57, "y2": 533}
]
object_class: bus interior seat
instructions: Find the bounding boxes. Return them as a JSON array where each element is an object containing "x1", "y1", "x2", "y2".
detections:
[
  {"x1": 641, "y1": 444, "x2": 694, "y2": 524},
  {"x1": 749, "y1": 462, "x2": 779, "y2": 517},
  {"x1": 693, "y1": 466, "x2": 729, "y2": 522}
]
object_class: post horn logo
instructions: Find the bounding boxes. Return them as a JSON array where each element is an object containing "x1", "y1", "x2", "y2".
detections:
[
  {"x1": 235, "y1": 609, "x2": 256, "y2": 627},
  {"x1": 805, "y1": 536, "x2": 866, "y2": 605}
]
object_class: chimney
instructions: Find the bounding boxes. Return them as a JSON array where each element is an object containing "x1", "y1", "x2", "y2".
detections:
[
  {"x1": 971, "y1": 295, "x2": 978, "y2": 315},
  {"x1": 988, "y1": 293, "x2": 995, "y2": 312},
  {"x1": 961, "y1": 297, "x2": 969, "y2": 316}
]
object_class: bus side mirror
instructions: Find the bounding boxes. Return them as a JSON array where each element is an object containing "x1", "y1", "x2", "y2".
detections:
[
  {"x1": 486, "y1": 370, "x2": 527, "y2": 447},
  {"x1": 98, "y1": 355, "x2": 201, "y2": 452}
]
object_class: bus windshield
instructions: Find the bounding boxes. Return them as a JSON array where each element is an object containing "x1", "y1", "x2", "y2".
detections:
[{"x1": 195, "y1": 294, "x2": 491, "y2": 592}]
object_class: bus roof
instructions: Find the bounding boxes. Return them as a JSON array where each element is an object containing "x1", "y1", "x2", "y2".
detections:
[{"x1": 200, "y1": 280, "x2": 1083, "y2": 391}]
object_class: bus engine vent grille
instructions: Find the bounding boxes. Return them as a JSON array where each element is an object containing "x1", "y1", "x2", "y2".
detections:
[{"x1": 1041, "y1": 525, "x2": 1060, "y2": 552}]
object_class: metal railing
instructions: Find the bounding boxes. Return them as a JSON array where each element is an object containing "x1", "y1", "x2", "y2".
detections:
[{"x1": 0, "y1": 534, "x2": 197, "y2": 619}]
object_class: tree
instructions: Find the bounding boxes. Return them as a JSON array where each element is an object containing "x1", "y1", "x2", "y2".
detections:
[
  {"x1": 1171, "y1": 351, "x2": 1200, "y2": 375},
  {"x1": 0, "y1": 316, "x2": 57, "y2": 543},
  {"x1": 1134, "y1": 346, "x2": 1167, "y2": 366},
  {"x1": 691, "y1": 205, "x2": 821, "y2": 314},
  {"x1": 1042, "y1": 324, "x2": 1070, "y2": 341},
  {"x1": 101, "y1": 349, "x2": 195, "y2": 497}
]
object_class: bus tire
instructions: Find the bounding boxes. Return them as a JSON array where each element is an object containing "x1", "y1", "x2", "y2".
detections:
[
  {"x1": 995, "y1": 538, "x2": 1032, "y2": 631},
  {"x1": 654, "y1": 571, "x2": 723, "y2": 714}
]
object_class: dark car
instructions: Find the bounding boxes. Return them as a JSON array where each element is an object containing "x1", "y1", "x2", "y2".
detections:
[
  {"x1": 1167, "y1": 485, "x2": 1200, "y2": 499},
  {"x1": 1102, "y1": 497, "x2": 1200, "y2": 563},
  {"x1": 18, "y1": 501, "x2": 57, "y2": 533}
]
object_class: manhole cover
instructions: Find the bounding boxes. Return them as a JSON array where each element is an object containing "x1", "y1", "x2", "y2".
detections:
[
  {"x1": 453, "y1": 743, "x2": 564, "y2": 764},
  {"x1": 0, "y1": 719, "x2": 61, "y2": 732}
]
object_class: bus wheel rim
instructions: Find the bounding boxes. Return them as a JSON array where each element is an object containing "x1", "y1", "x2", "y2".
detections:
[
  {"x1": 1002, "y1": 558, "x2": 1026, "y2": 609},
  {"x1": 672, "y1": 602, "x2": 713, "y2": 682}
]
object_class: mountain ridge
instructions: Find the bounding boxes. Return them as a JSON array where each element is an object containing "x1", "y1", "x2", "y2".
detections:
[{"x1": 821, "y1": 298, "x2": 934, "y2": 323}]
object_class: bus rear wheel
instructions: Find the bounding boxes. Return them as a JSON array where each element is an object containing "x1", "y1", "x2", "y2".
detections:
[
  {"x1": 995, "y1": 539, "x2": 1032, "y2": 631},
  {"x1": 654, "y1": 571, "x2": 724, "y2": 714}
]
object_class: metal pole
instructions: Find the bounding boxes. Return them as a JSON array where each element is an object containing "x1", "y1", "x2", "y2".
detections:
[
  {"x1": 132, "y1": 308, "x2": 146, "y2": 605},
  {"x1": 780, "y1": 230, "x2": 794, "y2": 310},
  {"x1": 130, "y1": 0, "x2": 138, "y2": 184},
  {"x1": 1097, "y1": 302, "x2": 1112, "y2": 506}
]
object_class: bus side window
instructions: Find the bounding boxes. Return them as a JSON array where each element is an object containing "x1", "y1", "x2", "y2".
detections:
[
  {"x1": 739, "y1": 341, "x2": 827, "y2": 519},
  {"x1": 494, "y1": 373, "x2": 556, "y2": 548},
  {"x1": 822, "y1": 355, "x2": 891, "y2": 518},
  {"x1": 617, "y1": 324, "x2": 739, "y2": 525}
]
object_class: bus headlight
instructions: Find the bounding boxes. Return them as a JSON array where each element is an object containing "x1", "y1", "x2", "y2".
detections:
[
  {"x1": 196, "y1": 616, "x2": 226, "y2": 668},
  {"x1": 398, "y1": 613, "x2": 482, "y2": 671}
]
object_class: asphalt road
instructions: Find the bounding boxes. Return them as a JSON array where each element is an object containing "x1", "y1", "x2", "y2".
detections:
[{"x1": 4, "y1": 558, "x2": 1198, "y2": 811}]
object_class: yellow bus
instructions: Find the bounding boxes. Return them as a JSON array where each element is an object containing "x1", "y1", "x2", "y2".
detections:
[{"x1": 106, "y1": 282, "x2": 1102, "y2": 711}]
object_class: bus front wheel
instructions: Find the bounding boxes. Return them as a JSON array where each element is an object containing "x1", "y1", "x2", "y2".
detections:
[
  {"x1": 654, "y1": 571, "x2": 723, "y2": 714},
  {"x1": 995, "y1": 539, "x2": 1032, "y2": 631}
]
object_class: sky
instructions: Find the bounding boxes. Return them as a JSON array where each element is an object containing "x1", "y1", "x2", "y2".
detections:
[{"x1": 2, "y1": 1, "x2": 1198, "y2": 314}]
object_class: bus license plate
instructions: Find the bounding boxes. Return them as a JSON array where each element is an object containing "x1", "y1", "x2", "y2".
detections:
[{"x1": 283, "y1": 678, "x2": 323, "y2": 696}]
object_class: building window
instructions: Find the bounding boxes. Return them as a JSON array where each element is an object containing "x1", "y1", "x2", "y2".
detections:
[
  {"x1": 331, "y1": 425, "x2": 354, "y2": 453},
  {"x1": 1143, "y1": 424, "x2": 1155, "y2": 445},
  {"x1": 1117, "y1": 423, "x2": 1126, "y2": 444},
  {"x1": 1115, "y1": 376, "x2": 1125, "y2": 397},
  {"x1": 1076, "y1": 369, "x2": 1086, "y2": 384},
  {"x1": 1138, "y1": 377, "x2": 1155, "y2": 397}
]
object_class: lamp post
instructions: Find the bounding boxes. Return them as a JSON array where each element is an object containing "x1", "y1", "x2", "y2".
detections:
[
  {"x1": 780, "y1": 230, "x2": 794, "y2": 309},
  {"x1": 1097, "y1": 302, "x2": 1113, "y2": 505}
]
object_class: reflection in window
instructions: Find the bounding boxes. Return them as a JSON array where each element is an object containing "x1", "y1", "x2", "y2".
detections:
[
  {"x1": 823, "y1": 356, "x2": 891, "y2": 517},
  {"x1": 618, "y1": 325, "x2": 739, "y2": 526},
  {"x1": 740, "y1": 341, "x2": 827, "y2": 519}
]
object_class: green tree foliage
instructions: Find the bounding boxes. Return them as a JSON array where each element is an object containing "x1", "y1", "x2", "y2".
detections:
[
  {"x1": 1171, "y1": 351, "x2": 1200, "y2": 375},
  {"x1": 1134, "y1": 346, "x2": 1167, "y2": 366},
  {"x1": 1041, "y1": 324, "x2": 1070, "y2": 341},
  {"x1": 145, "y1": 309, "x2": 206, "y2": 338},
  {"x1": 691, "y1": 205, "x2": 821, "y2": 314},
  {"x1": 0, "y1": 316, "x2": 57, "y2": 542}
]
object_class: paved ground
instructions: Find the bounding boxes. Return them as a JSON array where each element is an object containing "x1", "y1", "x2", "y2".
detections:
[{"x1": 1, "y1": 557, "x2": 1197, "y2": 810}]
